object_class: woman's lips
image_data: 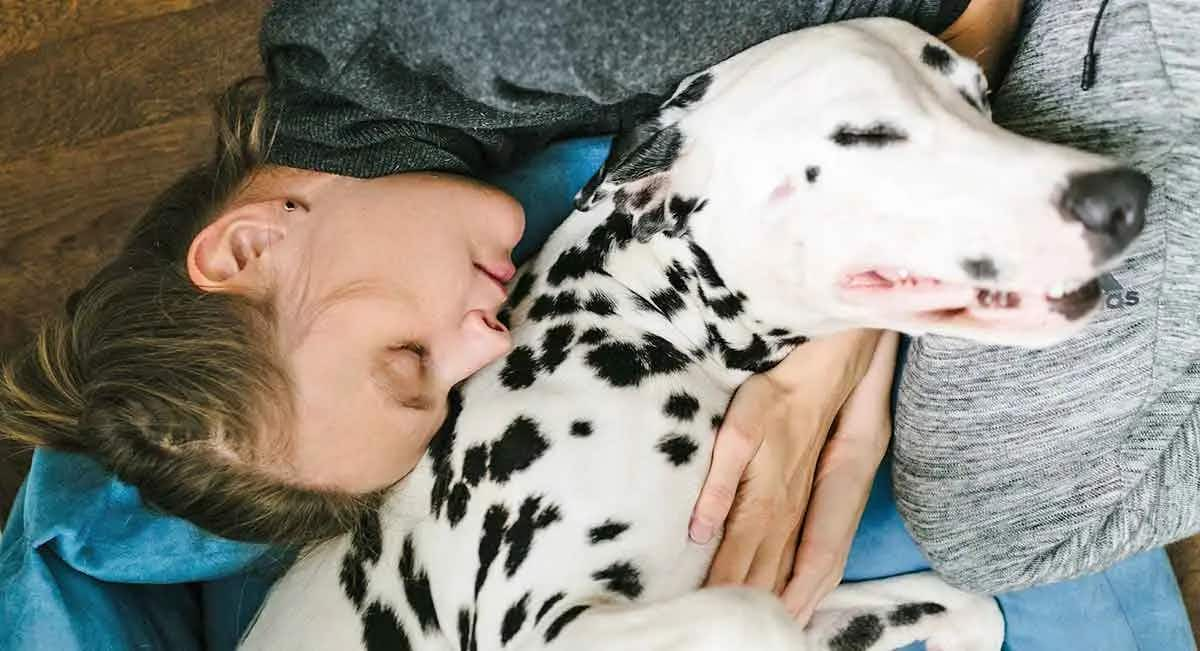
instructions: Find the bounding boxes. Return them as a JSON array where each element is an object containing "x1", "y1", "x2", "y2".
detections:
[
  {"x1": 478, "y1": 261, "x2": 516, "y2": 285},
  {"x1": 476, "y1": 262, "x2": 515, "y2": 295}
]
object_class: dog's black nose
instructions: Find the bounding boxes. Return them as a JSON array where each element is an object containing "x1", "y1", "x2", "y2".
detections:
[{"x1": 1060, "y1": 168, "x2": 1151, "y2": 257}]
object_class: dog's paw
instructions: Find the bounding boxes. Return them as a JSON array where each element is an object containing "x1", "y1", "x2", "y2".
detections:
[{"x1": 923, "y1": 590, "x2": 1005, "y2": 651}]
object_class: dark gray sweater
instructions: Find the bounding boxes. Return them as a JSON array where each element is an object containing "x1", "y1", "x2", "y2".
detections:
[{"x1": 259, "y1": 0, "x2": 965, "y2": 178}]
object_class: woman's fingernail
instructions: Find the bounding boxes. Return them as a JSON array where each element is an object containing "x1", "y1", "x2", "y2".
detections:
[{"x1": 689, "y1": 518, "x2": 713, "y2": 544}]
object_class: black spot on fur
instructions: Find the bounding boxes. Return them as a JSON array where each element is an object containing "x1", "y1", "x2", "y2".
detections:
[
  {"x1": 339, "y1": 554, "x2": 369, "y2": 609},
  {"x1": 500, "y1": 346, "x2": 538, "y2": 390},
  {"x1": 339, "y1": 509, "x2": 383, "y2": 608},
  {"x1": 831, "y1": 123, "x2": 908, "y2": 147},
  {"x1": 689, "y1": 242, "x2": 727, "y2": 288},
  {"x1": 538, "y1": 323, "x2": 575, "y2": 374},
  {"x1": 806, "y1": 166, "x2": 821, "y2": 183},
  {"x1": 529, "y1": 291, "x2": 581, "y2": 321},
  {"x1": 588, "y1": 520, "x2": 631, "y2": 544},
  {"x1": 570, "y1": 420, "x2": 594, "y2": 437},
  {"x1": 353, "y1": 510, "x2": 383, "y2": 564},
  {"x1": 544, "y1": 604, "x2": 590, "y2": 643},
  {"x1": 399, "y1": 535, "x2": 440, "y2": 633},
  {"x1": 642, "y1": 334, "x2": 691, "y2": 374},
  {"x1": 586, "y1": 340, "x2": 643, "y2": 387},
  {"x1": 767, "y1": 328, "x2": 790, "y2": 337},
  {"x1": 921, "y1": 43, "x2": 955, "y2": 74},
  {"x1": 584, "y1": 291, "x2": 617, "y2": 316},
  {"x1": 664, "y1": 392, "x2": 700, "y2": 421},
  {"x1": 429, "y1": 389, "x2": 463, "y2": 518},
  {"x1": 362, "y1": 601, "x2": 412, "y2": 651},
  {"x1": 713, "y1": 331, "x2": 776, "y2": 374},
  {"x1": 657, "y1": 434, "x2": 699, "y2": 466},
  {"x1": 709, "y1": 291, "x2": 746, "y2": 319},
  {"x1": 888, "y1": 601, "x2": 947, "y2": 626},
  {"x1": 585, "y1": 332, "x2": 691, "y2": 387},
  {"x1": 547, "y1": 213, "x2": 634, "y2": 286},
  {"x1": 711, "y1": 414, "x2": 724, "y2": 430},
  {"x1": 592, "y1": 561, "x2": 644, "y2": 599},
  {"x1": 668, "y1": 196, "x2": 704, "y2": 234},
  {"x1": 463, "y1": 444, "x2": 488, "y2": 487},
  {"x1": 475, "y1": 505, "x2": 510, "y2": 596},
  {"x1": 632, "y1": 292, "x2": 658, "y2": 314},
  {"x1": 579, "y1": 327, "x2": 609, "y2": 345},
  {"x1": 489, "y1": 416, "x2": 550, "y2": 482},
  {"x1": 536, "y1": 593, "x2": 566, "y2": 625},
  {"x1": 962, "y1": 256, "x2": 998, "y2": 280},
  {"x1": 504, "y1": 496, "x2": 562, "y2": 577},
  {"x1": 665, "y1": 72, "x2": 713, "y2": 110},
  {"x1": 501, "y1": 592, "x2": 531, "y2": 646},
  {"x1": 665, "y1": 260, "x2": 691, "y2": 292},
  {"x1": 508, "y1": 271, "x2": 536, "y2": 308},
  {"x1": 649, "y1": 288, "x2": 686, "y2": 317},
  {"x1": 829, "y1": 614, "x2": 884, "y2": 651},
  {"x1": 447, "y1": 481, "x2": 471, "y2": 526},
  {"x1": 958, "y1": 88, "x2": 985, "y2": 114},
  {"x1": 457, "y1": 608, "x2": 472, "y2": 651}
]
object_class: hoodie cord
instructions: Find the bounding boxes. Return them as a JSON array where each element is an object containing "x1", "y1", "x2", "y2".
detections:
[{"x1": 1082, "y1": 0, "x2": 1113, "y2": 90}]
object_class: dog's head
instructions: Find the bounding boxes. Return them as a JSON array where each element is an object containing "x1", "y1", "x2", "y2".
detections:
[{"x1": 575, "y1": 18, "x2": 1150, "y2": 347}]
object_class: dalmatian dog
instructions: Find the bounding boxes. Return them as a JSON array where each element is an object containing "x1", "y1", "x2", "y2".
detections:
[{"x1": 242, "y1": 17, "x2": 1149, "y2": 651}]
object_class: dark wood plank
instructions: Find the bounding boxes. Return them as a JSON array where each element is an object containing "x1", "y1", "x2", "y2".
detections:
[
  {"x1": 0, "y1": 0, "x2": 263, "y2": 162},
  {"x1": 0, "y1": 0, "x2": 262, "y2": 523},
  {"x1": 0, "y1": 111, "x2": 215, "y2": 351},
  {"x1": 0, "y1": 1, "x2": 217, "y2": 60}
]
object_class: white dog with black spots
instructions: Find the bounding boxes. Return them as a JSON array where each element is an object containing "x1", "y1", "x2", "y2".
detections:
[{"x1": 242, "y1": 17, "x2": 1148, "y2": 651}]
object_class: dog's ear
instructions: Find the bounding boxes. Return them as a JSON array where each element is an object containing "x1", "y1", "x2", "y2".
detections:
[
  {"x1": 574, "y1": 121, "x2": 705, "y2": 242},
  {"x1": 574, "y1": 120, "x2": 678, "y2": 209},
  {"x1": 574, "y1": 70, "x2": 717, "y2": 240}
]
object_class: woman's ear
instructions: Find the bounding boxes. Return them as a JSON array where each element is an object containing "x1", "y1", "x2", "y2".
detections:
[{"x1": 187, "y1": 200, "x2": 290, "y2": 295}]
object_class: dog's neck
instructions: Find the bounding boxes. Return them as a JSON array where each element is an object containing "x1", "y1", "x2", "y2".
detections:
[{"x1": 532, "y1": 204, "x2": 809, "y2": 391}]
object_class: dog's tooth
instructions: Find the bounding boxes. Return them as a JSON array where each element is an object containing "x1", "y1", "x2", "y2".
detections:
[
  {"x1": 1047, "y1": 282, "x2": 1065, "y2": 299},
  {"x1": 896, "y1": 268, "x2": 910, "y2": 280}
]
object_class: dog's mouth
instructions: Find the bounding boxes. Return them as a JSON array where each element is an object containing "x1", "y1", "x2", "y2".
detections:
[{"x1": 838, "y1": 267, "x2": 1102, "y2": 327}]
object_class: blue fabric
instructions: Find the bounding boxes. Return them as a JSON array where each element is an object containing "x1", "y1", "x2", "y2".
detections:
[{"x1": 0, "y1": 137, "x2": 1193, "y2": 651}]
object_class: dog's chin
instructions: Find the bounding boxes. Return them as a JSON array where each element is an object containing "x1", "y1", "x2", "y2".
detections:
[{"x1": 836, "y1": 270, "x2": 1103, "y2": 348}]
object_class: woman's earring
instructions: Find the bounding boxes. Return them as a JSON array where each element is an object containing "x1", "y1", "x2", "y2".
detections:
[{"x1": 284, "y1": 200, "x2": 297, "y2": 212}]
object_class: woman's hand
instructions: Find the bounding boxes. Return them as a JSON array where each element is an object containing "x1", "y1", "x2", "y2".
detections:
[{"x1": 689, "y1": 330, "x2": 899, "y2": 622}]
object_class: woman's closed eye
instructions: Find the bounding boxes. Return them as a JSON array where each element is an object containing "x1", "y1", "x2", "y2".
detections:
[{"x1": 379, "y1": 343, "x2": 433, "y2": 410}]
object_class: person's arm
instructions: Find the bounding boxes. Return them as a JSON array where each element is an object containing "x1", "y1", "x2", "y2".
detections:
[{"x1": 938, "y1": 0, "x2": 1025, "y2": 87}]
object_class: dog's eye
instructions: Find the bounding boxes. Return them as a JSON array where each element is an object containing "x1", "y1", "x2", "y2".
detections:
[{"x1": 830, "y1": 123, "x2": 908, "y2": 147}]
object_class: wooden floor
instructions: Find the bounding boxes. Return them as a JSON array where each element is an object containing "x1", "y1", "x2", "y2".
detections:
[{"x1": 1, "y1": 0, "x2": 1198, "y2": 642}]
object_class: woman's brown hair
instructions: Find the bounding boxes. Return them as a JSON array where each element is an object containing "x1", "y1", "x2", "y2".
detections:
[{"x1": 0, "y1": 79, "x2": 381, "y2": 545}]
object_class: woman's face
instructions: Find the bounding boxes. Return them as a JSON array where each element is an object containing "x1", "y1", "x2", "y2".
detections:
[{"x1": 192, "y1": 171, "x2": 525, "y2": 492}]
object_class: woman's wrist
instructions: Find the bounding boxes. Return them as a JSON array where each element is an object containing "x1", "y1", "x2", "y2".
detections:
[{"x1": 764, "y1": 329, "x2": 883, "y2": 418}]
